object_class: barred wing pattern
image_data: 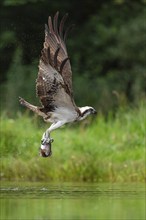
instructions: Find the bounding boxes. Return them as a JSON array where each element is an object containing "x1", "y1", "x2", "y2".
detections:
[{"x1": 36, "y1": 12, "x2": 75, "y2": 112}]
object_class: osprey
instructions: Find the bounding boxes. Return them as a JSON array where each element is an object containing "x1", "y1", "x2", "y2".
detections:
[{"x1": 19, "y1": 12, "x2": 96, "y2": 157}]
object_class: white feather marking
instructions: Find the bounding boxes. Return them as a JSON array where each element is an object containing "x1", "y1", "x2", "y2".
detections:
[
  {"x1": 79, "y1": 106, "x2": 92, "y2": 114},
  {"x1": 45, "y1": 107, "x2": 78, "y2": 123},
  {"x1": 42, "y1": 76, "x2": 47, "y2": 81},
  {"x1": 54, "y1": 107, "x2": 77, "y2": 122}
]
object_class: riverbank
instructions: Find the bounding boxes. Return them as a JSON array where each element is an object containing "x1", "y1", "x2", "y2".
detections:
[{"x1": 0, "y1": 102, "x2": 145, "y2": 182}]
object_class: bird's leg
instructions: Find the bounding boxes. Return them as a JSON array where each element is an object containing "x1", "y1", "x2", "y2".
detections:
[
  {"x1": 41, "y1": 131, "x2": 54, "y2": 145},
  {"x1": 42, "y1": 121, "x2": 66, "y2": 144},
  {"x1": 40, "y1": 121, "x2": 66, "y2": 157}
]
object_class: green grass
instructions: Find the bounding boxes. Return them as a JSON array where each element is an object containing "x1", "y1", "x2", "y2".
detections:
[{"x1": 0, "y1": 102, "x2": 145, "y2": 182}]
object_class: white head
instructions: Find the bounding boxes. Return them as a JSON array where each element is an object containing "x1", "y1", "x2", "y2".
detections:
[{"x1": 78, "y1": 106, "x2": 97, "y2": 121}]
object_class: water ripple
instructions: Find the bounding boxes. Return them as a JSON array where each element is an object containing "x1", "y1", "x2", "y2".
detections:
[{"x1": 0, "y1": 183, "x2": 145, "y2": 199}]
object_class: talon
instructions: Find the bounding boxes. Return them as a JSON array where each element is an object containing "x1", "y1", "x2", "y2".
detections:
[
  {"x1": 41, "y1": 137, "x2": 54, "y2": 145},
  {"x1": 41, "y1": 139, "x2": 46, "y2": 145},
  {"x1": 50, "y1": 138, "x2": 54, "y2": 143}
]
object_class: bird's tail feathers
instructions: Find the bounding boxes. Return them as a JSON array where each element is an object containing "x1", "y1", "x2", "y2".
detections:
[{"x1": 19, "y1": 97, "x2": 45, "y2": 117}]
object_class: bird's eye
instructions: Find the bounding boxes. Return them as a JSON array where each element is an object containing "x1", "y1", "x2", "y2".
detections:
[{"x1": 90, "y1": 108, "x2": 96, "y2": 114}]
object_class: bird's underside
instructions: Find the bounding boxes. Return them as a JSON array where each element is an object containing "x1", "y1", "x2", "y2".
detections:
[{"x1": 19, "y1": 11, "x2": 96, "y2": 157}]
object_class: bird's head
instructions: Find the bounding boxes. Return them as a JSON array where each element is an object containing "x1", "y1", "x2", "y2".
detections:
[{"x1": 78, "y1": 106, "x2": 97, "y2": 120}]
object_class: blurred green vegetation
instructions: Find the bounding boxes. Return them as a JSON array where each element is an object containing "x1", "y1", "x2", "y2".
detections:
[
  {"x1": 0, "y1": 0, "x2": 146, "y2": 114},
  {"x1": 0, "y1": 102, "x2": 145, "y2": 182},
  {"x1": 0, "y1": 0, "x2": 145, "y2": 183}
]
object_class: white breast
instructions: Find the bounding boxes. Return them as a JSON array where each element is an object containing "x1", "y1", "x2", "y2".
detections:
[
  {"x1": 46, "y1": 107, "x2": 78, "y2": 123},
  {"x1": 55, "y1": 107, "x2": 77, "y2": 121}
]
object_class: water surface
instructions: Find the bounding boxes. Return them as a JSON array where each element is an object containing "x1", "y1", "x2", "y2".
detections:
[{"x1": 0, "y1": 182, "x2": 145, "y2": 220}]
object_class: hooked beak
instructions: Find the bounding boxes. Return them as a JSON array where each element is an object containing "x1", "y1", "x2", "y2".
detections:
[{"x1": 92, "y1": 109, "x2": 97, "y2": 115}]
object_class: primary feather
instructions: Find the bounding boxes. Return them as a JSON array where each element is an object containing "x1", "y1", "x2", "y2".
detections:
[{"x1": 36, "y1": 12, "x2": 78, "y2": 119}]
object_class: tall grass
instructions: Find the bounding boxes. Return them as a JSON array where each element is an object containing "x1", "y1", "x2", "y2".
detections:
[{"x1": 0, "y1": 102, "x2": 145, "y2": 182}]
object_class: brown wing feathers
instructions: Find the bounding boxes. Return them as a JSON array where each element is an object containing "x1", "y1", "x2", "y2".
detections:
[
  {"x1": 36, "y1": 12, "x2": 74, "y2": 110},
  {"x1": 42, "y1": 12, "x2": 73, "y2": 90},
  {"x1": 43, "y1": 12, "x2": 68, "y2": 69}
]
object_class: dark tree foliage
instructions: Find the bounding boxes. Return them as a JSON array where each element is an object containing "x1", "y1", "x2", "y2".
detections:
[{"x1": 0, "y1": 0, "x2": 146, "y2": 114}]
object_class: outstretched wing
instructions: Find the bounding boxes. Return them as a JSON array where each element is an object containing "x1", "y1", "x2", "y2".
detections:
[{"x1": 36, "y1": 12, "x2": 75, "y2": 112}]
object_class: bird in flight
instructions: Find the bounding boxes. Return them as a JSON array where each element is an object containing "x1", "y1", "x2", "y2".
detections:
[{"x1": 19, "y1": 12, "x2": 96, "y2": 157}]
